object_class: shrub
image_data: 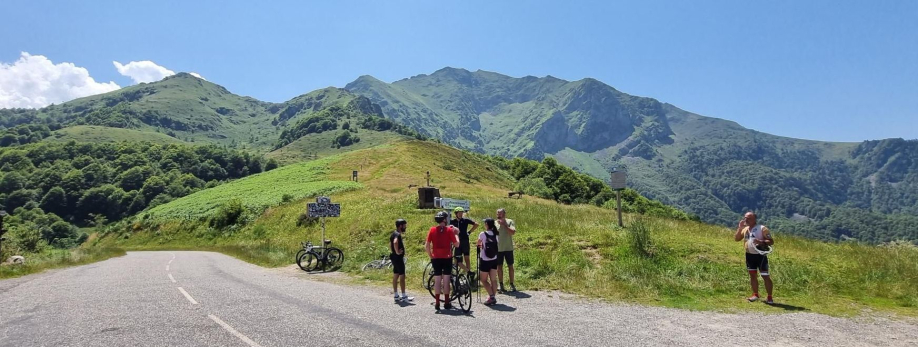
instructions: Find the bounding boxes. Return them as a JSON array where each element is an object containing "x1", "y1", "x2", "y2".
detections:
[
  {"x1": 209, "y1": 198, "x2": 245, "y2": 229},
  {"x1": 628, "y1": 219, "x2": 655, "y2": 258}
]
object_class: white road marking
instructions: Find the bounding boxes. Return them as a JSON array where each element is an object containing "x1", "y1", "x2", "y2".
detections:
[
  {"x1": 166, "y1": 265, "x2": 170, "y2": 271},
  {"x1": 168, "y1": 273, "x2": 176, "y2": 283},
  {"x1": 208, "y1": 314, "x2": 264, "y2": 347},
  {"x1": 168, "y1": 259, "x2": 173, "y2": 265},
  {"x1": 177, "y1": 287, "x2": 198, "y2": 305}
]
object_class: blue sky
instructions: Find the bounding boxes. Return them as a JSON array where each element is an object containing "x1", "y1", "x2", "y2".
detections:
[{"x1": 1, "y1": 0, "x2": 916, "y2": 141}]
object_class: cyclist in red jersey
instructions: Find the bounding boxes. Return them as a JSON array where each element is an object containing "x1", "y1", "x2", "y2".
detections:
[{"x1": 426, "y1": 210, "x2": 459, "y2": 311}]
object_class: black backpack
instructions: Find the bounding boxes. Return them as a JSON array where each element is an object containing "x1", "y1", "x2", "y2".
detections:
[{"x1": 483, "y1": 232, "x2": 498, "y2": 259}]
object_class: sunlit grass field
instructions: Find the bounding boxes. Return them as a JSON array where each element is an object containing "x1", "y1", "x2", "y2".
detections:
[{"x1": 106, "y1": 140, "x2": 918, "y2": 317}]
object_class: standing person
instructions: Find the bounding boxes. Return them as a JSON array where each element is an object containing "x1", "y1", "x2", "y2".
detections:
[
  {"x1": 495, "y1": 208, "x2": 517, "y2": 293},
  {"x1": 733, "y1": 211, "x2": 776, "y2": 304},
  {"x1": 450, "y1": 206, "x2": 479, "y2": 278},
  {"x1": 390, "y1": 219, "x2": 413, "y2": 303},
  {"x1": 476, "y1": 218, "x2": 500, "y2": 306},
  {"x1": 426, "y1": 211, "x2": 459, "y2": 311}
]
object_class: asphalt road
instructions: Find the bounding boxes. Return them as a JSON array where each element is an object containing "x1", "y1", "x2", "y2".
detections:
[{"x1": 1, "y1": 251, "x2": 915, "y2": 347}]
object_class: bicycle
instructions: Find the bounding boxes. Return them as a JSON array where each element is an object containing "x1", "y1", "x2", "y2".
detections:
[
  {"x1": 297, "y1": 240, "x2": 344, "y2": 272},
  {"x1": 424, "y1": 261, "x2": 473, "y2": 313},
  {"x1": 362, "y1": 254, "x2": 393, "y2": 271}
]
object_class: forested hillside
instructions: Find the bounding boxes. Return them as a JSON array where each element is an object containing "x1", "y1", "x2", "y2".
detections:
[{"x1": 0, "y1": 141, "x2": 271, "y2": 252}]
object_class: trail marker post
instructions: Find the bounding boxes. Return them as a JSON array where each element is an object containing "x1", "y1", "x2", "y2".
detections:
[
  {"x1": 610, "y1": 170, "x2": 627, "y2": 227},
  {"x1": 307, "y1": 196, "x2": 341, "y2": 243}
]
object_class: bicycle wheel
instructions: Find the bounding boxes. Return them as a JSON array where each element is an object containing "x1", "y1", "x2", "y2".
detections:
[
  {"x1": 426, "y1": 273, "x2": 437, "y2": 299},
  {"x1": 421, "y1": 262, "x2": 434, "y2": 289},
  {"x1": 325, "y1": 248, "x2": 344, "y2": 270},
  {"x1": 298, "y1": 252, "x2": 319, "y2": 272},
  {"x1": 295, "y1": 249, "x2": 306, "y2": 265},
  {"x1": 362, "y1": 260, "x2": 380, "y2": 272},
  {"x1": 455, "y1": 274, "x2": 472, "y2": 313}
]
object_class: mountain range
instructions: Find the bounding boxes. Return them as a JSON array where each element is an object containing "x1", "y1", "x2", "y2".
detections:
[{"x1": 1, "y1": 69, "x2": 915, "y2": 243}]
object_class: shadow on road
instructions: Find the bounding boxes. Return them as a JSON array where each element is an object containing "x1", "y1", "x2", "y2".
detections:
[
  {"x1": 435, "y1": 308, "x2": 475, "y2": 317},
  {"x1": 766, "y1": 302, "x2": 808, "y2": 311},
  {"x1": 502, "y1": 291, "x2": 532, "y2": 299},
  {"x1": 485, "y1": 303, "x2": 516, "y2": 312},
  {"x1": 395, "y1": 300, "x2": 417, "y2": 308}
]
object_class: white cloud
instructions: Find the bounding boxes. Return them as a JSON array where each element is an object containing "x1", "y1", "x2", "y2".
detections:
[
  {"x1": 189, "y1": 72, "x2": 206, "y2": 80},
  {"x1": 0, "y1": 52, "x2": 121, "y2": 109},
  {"x1": 113, "y1": 60, "x2": 176, "y2": 84}
]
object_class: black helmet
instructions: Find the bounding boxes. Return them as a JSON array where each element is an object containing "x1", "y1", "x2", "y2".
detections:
[
  {"x1": 434, "y1": 211, "x2": 449, "y2": 223},
  {"x1": 395, "y1": 219, "x2": 407, "y2": 228}
]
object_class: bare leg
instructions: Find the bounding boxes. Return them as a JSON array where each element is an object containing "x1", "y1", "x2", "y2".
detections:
[
  {"x1": 763, "y1": 275, "x2": 773, "y2": 297},
  {"x1": 489, "y1": 270, "x2": 498, "y2": 295},
  {"x1": 443, "y1": 275, "x2": 451, "y2": 303},
  {"x1": 480, "y1": 271, "x2": 493, "y2": 296},
  {"x1": 392, "y1": 273, "x2": 398, "y2": 294},
  {"x1": 399, "y1": 275, "x2": 406, "y2": 293},
  {"x1": 749, "y1": 272, "x2": 760, "y2": 295},
  {"x1": 509, "y1": 265, "x2": 515, "y2": 284},
  {"x1": 498, "y1": 263, "x2": 504, "y2": 285}
]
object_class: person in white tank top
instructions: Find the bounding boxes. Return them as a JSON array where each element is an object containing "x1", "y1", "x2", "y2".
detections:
[{"x1": 733, "y1": 211, "x2": 775, "y2": 304}]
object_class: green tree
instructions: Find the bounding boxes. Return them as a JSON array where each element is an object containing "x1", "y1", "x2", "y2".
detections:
[
  {"x1": 40, "y1": 187, "x2": 68, "y2": 217},
  {"x1": 141, "y1": 176, "x2": 167, "y2": 201}
]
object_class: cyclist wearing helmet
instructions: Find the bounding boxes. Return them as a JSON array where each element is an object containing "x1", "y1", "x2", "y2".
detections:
[
  {"x1": 449, "y1": 206, "x2": 478, "y2": 277},
  {"x1": 426, "y1": 210, "x2": 460, "y2": 311},
  {"x1": 391, "y1": 219, "x2": 413, "y2": 303}
]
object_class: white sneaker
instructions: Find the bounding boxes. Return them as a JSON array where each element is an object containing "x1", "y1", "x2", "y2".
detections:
[
  {"x1": 394, "y1": 295, "x2": 402, "y2": 302},
  {"x1": 401, "y1": 294, "x2": 414, "y2": 302}
]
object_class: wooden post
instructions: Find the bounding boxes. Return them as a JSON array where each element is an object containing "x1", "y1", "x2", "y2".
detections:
[{"x1": 616, "y1": 190, "x2": 623, "y2": 227}]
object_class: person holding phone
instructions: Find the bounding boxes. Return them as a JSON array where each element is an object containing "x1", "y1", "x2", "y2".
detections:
[
  {"x1": 495, "y1": 208, "x2": 517, "y2": 293},
  {"x1": 733, "y1": 211, "x2": 775, "y2": 304}
]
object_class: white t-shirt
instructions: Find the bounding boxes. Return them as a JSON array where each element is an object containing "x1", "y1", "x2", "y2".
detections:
[{"x1": 478, "y1": 230, "x2": 498, "y2": 261}]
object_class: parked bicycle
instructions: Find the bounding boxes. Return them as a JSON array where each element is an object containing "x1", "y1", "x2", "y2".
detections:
[
  {"x1": 362, "y1": 254, "x2": 393, "y2": 271},
  {"x1": 296, "y1": 240, "x2": 344, "y2": 272},
  {"x1": 424, "y1": 261, "x2": 473, "y2": 313}
]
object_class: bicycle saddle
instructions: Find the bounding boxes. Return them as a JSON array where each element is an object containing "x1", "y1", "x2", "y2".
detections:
[{"x1": 323, "y1": 240, "x2": 332, "y2": 245}]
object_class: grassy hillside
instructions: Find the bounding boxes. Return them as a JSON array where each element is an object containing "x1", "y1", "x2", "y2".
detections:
[
  {"x1": 104, "y1": 141, "x2": 918, "y2": 317},
  {"x1": 44, "y1": 125, "x2": 185, "y2": 145},
  {"x1": 138, "y1": 156, "x2": 361, "y2": 223},
  {"x1": 266, "y1": 129, "x2": 410, "y2": 164}
]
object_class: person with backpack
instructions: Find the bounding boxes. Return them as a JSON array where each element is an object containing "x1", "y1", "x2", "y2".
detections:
[
  {"x1": 391, "y1": 219, "x2": 413, "y2": 303},
  {"x1": 476, "y1": 218, "x2": 500, "y2": 306},
  {"x1": 733, "y1": 211, "x2": 776, "y2": 304},
  {"x1": 426, "y1": 210, "x2": 460, "y2": 311}
]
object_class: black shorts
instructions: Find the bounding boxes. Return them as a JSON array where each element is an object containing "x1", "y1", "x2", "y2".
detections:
[
  {"x1": 431, "y1": 258, "x2": 452, "y2": 276},
  {"x1": 478, "y1": 258, "x2": 498, "y2": 272},
  {"x1": 497, "y1": 251, "x2": 515, "y2": 266},
  {"x1": 391, "y1": 255, "x2": 405, "y2": 275},
  {"x1": 456, "y1": 242, "x2": 471, "y2": 257},
  {"x1": 745, "y1": 253, "x2": 770, "y2": 275}
]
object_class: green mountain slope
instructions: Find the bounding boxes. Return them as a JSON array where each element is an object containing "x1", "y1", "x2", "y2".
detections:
[
  {"x1": 44, "y1": 125, "x2": 185, "y2": 145},
  {"x1": 1, "y1": 73, "x2": 278, "y2": 149},
  {"x1": 345, "y1": 68, "x2": 918, "y2": 243},
  {"x1": 110, "y1": 140, "x2": 918, "y2": 316}
]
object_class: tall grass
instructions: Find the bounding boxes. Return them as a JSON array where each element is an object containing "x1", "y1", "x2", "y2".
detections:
[{"x1": 0, "y1": 247, "x2": 126, "y2": 279}]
